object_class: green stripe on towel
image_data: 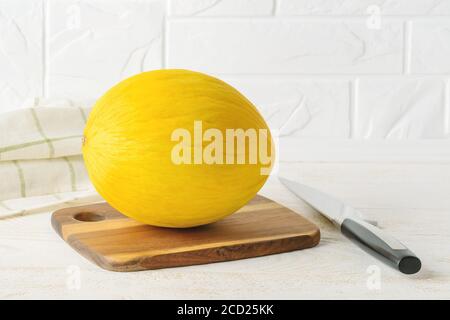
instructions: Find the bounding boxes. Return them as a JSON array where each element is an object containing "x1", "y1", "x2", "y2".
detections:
[
  {"x1": 64, "y1": 157, "x2": 77, "y2": 192},
  {"x1": 13, "y1": 160, "x2": 26, "y2": 197},
  {"x1": 30, "y1": 108, "x2": 55, "y2": 158}
]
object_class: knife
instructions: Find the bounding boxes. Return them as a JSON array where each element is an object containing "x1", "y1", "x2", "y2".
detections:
[{"x1": 279, "y1": 177, "x2": 421, "y2": 274}]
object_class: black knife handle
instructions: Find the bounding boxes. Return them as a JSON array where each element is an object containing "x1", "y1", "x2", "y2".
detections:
[{"x1": 341, "y1": 217, "x2": 421, "y2": 274}]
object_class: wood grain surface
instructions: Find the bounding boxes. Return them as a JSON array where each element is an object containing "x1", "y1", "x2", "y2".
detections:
[{"x1": 51, "y1": 195, "x2": 320, "y2": 272}]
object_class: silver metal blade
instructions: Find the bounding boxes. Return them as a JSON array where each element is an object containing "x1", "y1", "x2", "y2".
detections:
[{"x1": 279, "y1": 177, "x2": 361, "y2": 227}]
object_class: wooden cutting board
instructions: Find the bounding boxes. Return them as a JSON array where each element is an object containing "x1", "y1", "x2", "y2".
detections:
[{"x1": 51, "y1": 195, "x2": 320, "y2": 272}]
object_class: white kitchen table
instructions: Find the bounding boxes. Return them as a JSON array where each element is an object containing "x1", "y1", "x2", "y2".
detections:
[{"x1": 1, "y1": 162, "x2": 449, "y2": 299}]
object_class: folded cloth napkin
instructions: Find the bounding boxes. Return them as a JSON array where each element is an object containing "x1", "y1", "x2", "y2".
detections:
[
  {"x1": 0, "y1": 100, "x2": 103, "y2": 219},
  {"x1": 0, "y1": 106, "x2": 90, "y2": 161}
]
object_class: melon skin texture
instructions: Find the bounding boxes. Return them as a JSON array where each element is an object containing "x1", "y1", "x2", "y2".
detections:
[{"x1": 82, "y1": 69, "x2": 273, "y2": 228}]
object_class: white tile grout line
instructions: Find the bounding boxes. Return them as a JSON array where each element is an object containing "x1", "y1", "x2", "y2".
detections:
[
  {"x1": 166, "y1": 0, "x2": 172, "y2": 16},
  {"x1": 349, "y1": 79, "x2": 353, "y2": 138},
  {"x1": 168, "y1": 15, "x2": 450, "y2": 21},
  {"x1": 42, "y1": 0, "x2": 48, "y2": 98},
  {"x1": 200, "y1": 74, "x2": 450, "y2": 78},
  {"x1": 273, "y1": 0, "x2": 279, "y2": 16},
  {"x1": 403, "y1": 20, "x2": 413, "y2": 75},
  {"x1": 445, "y1": 79, "x2": 450, "y2": 137},
  {"x1": 350, "y1": 78, "x2": 359, "y2": 139},
  {"x1": 163, "y1": 0, "x2": 169, "y2": 68}
]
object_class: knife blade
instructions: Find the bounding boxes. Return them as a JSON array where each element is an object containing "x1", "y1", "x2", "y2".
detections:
[{"x1": 279, "y1": 177, "x2": 421, "y2": 275}]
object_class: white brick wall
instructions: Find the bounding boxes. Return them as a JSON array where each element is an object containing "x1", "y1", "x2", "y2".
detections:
[
  {"x1": 168, "y1": 20, "x2": 403, "y2": 74},
  {"x1": 223, "y1": 78, "x2": 351, "y2": 138},
  {"x1": 0, "y1": 0, "x2": 43, "y2": 113},
  {"x1": 169, "y1": 0, "x2": 274, "y2": 16},
  {"x1": 48, "y1": 0, "x2": 164, "y2": 99},
  {"x1": 1, "y1": 0, "x2": 449, "y2": 161},
  {"x1": 278, "y1": 0, "x2": 450, "y2": 15},
  {"x1": 356, "y1": 79, "x2": 446, "y2": 139}
]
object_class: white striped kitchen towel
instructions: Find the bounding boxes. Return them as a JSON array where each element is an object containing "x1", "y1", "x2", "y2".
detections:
[{"x1": 0, "y1": 99, "x2": 103, "y2": 219}]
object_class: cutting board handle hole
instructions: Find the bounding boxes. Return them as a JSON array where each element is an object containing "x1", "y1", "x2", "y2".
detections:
[{"x1": 73, "y1": 212, "x2": 105, "y2": 222}]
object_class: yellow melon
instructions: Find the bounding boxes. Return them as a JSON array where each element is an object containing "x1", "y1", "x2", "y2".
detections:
[{"x1": 82, "y1": 69, "x2": 273, "y2": 227}]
